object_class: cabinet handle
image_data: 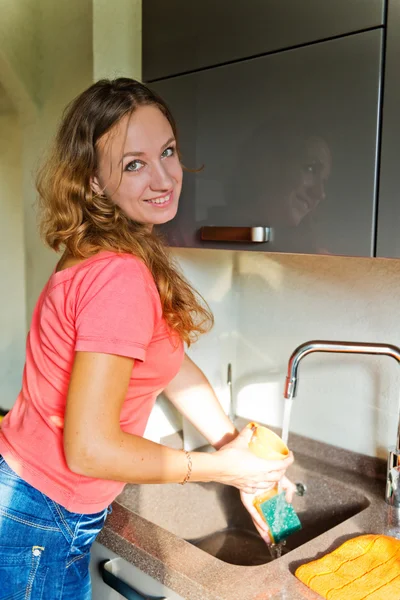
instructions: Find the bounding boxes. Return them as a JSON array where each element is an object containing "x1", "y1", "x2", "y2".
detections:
[
  {"x1": 200, "y1": 226, "x2": 271, "y2": 243},
  {"x1": 100, "y1": 560, "x2": 167, "y2": 600}
]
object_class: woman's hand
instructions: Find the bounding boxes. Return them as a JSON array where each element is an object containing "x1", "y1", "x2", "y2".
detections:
[
  {"x1": 240, "y1": 477, "x2": 297, "y2": 544},
  {"x1": 213, "y1": 426, "x2": 294, "y2": 493}
]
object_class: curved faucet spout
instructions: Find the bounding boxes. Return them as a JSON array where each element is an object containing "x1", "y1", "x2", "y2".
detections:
[
  {"x1": 283, "y1": 339, "x2": 400, "y2": 507},
  {"x1": 284, "y1": 340, "x2": 400, "y2": 400}
]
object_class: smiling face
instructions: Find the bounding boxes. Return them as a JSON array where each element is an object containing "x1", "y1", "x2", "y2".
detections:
[{"x1": 91, "y1": 104, "x2": 183, "y2": 226}]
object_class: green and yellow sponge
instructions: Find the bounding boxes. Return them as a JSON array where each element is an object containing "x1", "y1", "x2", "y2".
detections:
[{"x1": 258, "y1": 491, "x2": 302, "y2": 544}]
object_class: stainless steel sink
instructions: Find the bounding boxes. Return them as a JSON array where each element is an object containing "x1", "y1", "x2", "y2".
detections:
[{"x1": 116, "y1": 461, "x2": 369, "y2": 567}]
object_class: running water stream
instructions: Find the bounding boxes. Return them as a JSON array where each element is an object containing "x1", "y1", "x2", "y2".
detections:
[
  {"x1": 281, "y1": 397, "x2": 294, "y2": 448},
  {"x1": 268, "y1": 397, "x2": 295, "y2": 560}
]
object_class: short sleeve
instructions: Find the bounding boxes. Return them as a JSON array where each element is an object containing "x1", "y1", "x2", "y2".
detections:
[{"x1": 74, "y1": 256, "x2": 157, "y2": 361}]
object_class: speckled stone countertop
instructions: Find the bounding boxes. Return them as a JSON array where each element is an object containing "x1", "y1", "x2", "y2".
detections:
[{"x1": 97, "y1": 420, "x2": 400, "y2": 600}]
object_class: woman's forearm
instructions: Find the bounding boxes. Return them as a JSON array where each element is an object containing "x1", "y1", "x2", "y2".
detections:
[
  {"x1": 66, "y1": 430, "x2": 221, "y2": 484},
  {"x1": 163, "y1": 354, "x2": 239, "y2": 449},
  {"x1": 66, "y1": 426, "x2": 294, "y2": 495}
]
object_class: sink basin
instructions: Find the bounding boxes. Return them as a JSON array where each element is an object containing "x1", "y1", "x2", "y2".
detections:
[{"x1": 116, "y1": 462, "x2": 369, "y2": 567}]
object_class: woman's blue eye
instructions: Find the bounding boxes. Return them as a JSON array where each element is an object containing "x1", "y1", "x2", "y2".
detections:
[
  {"x1": 125, "y1": 147, "x2": 175, "y2": 172},
  {"x1": 125, "y1": 160, "x2": 144, "y2": 172},
  {"x1": 162, "y1": 146, "x2": 175, "y2": 158}
]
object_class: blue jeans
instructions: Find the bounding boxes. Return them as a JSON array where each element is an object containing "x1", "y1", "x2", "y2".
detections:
[{"x1": 0, "y1": 455, "x2": 110, "y2": 599}]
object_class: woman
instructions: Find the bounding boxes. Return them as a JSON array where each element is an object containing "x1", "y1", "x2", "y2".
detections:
[{"x1": 0, "y1": 78, "x2": 294, "y2": 599}]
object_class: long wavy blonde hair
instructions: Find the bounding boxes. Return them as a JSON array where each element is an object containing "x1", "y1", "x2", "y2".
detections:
[{"x1": 37, "y1": 78, "x2": 213, "y2": 345}]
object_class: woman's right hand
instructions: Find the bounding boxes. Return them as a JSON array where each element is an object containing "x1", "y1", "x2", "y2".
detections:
[{"x1": 212, "y1": 426, "x2": 294, "y2": 493}]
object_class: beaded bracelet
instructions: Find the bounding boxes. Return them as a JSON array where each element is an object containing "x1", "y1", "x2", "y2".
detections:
[{"x1": 180, "y1": 450, "x2": 192, "y2": 485}]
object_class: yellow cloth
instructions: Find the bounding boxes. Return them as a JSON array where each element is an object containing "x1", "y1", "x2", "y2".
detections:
[{"x1": 295, "y1": 534, "x2": 400, "y2": 599}]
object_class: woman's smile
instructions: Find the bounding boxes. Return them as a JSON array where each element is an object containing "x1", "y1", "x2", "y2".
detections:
[{"x1": 144, "y1": 190, "x2": 173, "y2": 207}]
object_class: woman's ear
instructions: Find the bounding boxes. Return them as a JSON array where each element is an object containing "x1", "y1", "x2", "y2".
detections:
[{"x1": 90, "y1": 175, "x2": 104, "y2": 197}]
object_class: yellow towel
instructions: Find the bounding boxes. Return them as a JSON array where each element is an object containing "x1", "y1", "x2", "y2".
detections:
[{"x1": 295, "y1": 534, "x2": 400, "y2": 599}]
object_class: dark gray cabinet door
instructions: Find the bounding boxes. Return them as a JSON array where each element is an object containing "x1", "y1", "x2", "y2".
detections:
[
  {"x1": 143, "y1": 0, "x2": 384, "y2": 81},
  {"x1": 153, "y1": 30, "x2": 382, "y2": 256}
]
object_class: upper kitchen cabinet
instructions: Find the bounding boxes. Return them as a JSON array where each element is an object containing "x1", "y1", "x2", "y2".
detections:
[
  {"x1": 152, "y1": 30, "x2": 383, "y2": 256},
  {"x1": 143, "y1": 0, "x2": 384, "y2": 81}
]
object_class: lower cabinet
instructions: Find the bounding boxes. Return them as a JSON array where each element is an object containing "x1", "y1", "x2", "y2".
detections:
[{"x1": 90, "y1": 542, "x2": 186, "y2": 600}]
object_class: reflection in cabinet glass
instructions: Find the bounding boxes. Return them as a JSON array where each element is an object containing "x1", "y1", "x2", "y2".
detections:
[{"x1": 153, "y1": 30, "x2": 383, "y2": 257}]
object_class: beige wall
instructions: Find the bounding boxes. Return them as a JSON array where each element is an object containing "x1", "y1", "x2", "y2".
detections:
[
  {"x1": 0, "y1": 0, "x2": 40, "y2": 105},
  {"x1": 0, "y1": 112, "x2": 26, "y2": 408},
  {"x1": 234, "y1": 252, "x2": 400, "y2": 458},
  {"x1": 23, "y1": 0, "x2": 93, "y2": 320},
  {"x1": 93, "y1": 0, "x2": 142, "y2": 81}
]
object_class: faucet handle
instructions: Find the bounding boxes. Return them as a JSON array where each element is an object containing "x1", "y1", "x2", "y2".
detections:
[{"x1": 386, "y1": 448, "x2": 400, "y2": 508}]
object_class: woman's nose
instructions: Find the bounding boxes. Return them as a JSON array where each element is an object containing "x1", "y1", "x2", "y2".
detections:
[
  {"x1": 308, "y1": 177, "x2": 326, "y2": 203},
  {"x1": 150, "y1": 161, "x2": 173, "y2": 190}
]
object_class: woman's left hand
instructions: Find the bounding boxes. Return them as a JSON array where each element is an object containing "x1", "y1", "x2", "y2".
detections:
[{"x1": 240, "y1": 476, "x2": 297, "y2": 545}]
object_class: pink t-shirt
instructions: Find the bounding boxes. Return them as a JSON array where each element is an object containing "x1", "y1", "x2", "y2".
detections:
[{"x1": 0, "y1": 251, "x2": 184, "y2": 513}]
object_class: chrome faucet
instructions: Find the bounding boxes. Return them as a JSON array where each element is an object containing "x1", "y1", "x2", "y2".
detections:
[{"x1": 283, "y1": 340, "x2": 400, "y2": 508}]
